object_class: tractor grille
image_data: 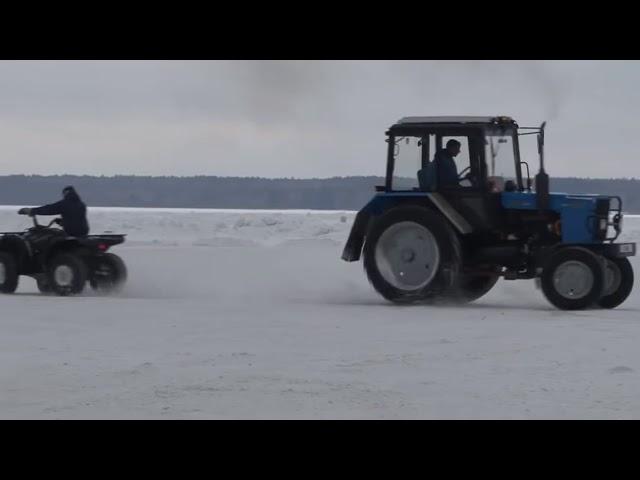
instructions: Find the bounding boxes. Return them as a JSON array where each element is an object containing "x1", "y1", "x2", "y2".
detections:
[{"x1": 595, "y1": 198, "x2": 610, "y2": 215}]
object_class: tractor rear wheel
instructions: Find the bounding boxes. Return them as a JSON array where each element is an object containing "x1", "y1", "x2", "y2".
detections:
[
  {"x1": 597, "y1": 257, "x2": 634, "y2": 309},
  {"x1": 540, "y1": 247, "x2": 605, "y2": 310},
  {"x1": 363, "y1": 206, "x2": 462, "y2": 304},
  {"x1": 0, "y1": 251, "x2": 19, "y2": 294}
]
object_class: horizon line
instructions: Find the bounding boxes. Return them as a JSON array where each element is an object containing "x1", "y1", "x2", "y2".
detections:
[{"x1": 1, "y1": 174, "x2": 639, "y2": 181}]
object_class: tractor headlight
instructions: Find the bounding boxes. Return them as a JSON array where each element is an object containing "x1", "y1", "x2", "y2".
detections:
[
  {"x1": 595, "y1": 198, "x2": 611, "y2": 240},
  {"x1": 599, "y1": 218, "x2": 608, "y2": 231}
]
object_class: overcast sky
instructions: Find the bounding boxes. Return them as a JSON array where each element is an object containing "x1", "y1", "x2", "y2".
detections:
[{"x1": 0, "y1": 60, "x2": 638, "y2": 179}]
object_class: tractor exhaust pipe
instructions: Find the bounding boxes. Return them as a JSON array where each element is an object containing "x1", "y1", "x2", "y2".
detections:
[{"x1": 535, "y1": 121, "x2": 549, "y2": 211}]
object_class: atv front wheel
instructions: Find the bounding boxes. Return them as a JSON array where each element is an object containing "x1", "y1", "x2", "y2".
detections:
[
  {"x1": 0, "y1": 251, "x2": 19, "y2": 294},
  {"x1": 47, "y1": 253, "x2": 88, "y2": 296},
  {"x1": 597, "y1": 257, "x2": 634, "y2": 309},
  {"x1": 36, "y1": 276, "x2": 52, "y2": 294},
  {"x1": 89, "y1": 253, "x2": 127, "y2": 293},
  {"x1": 540, "y1": 247, "x2": 605, "y2": 310}
]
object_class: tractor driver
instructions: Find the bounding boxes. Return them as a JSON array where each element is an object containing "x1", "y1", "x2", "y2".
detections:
[{"x1": 433, "y1": 139, "x2": 466, "y2": 188}]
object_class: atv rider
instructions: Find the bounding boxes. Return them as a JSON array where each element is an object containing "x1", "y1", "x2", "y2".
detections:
[{"x1": 18, "y1": 186, "x2": 90, "y2": 236}]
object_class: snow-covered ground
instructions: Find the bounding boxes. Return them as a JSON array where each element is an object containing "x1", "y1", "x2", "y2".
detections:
[{"x1": 1, "y1": 206, "x2": 639, "y2": 419}]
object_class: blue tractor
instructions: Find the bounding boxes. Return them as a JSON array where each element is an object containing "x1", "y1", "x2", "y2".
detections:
[{"x1": 342, "y1": 116, "x2": 636, "y2": 310}]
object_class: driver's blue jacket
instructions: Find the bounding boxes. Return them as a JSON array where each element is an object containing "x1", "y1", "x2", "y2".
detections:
[{"x1": 433, "y1": 149, "x2": 459, "y2": 187}]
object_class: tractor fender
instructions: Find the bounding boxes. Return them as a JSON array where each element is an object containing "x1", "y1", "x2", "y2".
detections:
[
  {"x1": 424, "y1": 193, "x2": 473, "y2": 235},
  {"x1": 342, "y1": 210, "x2": 369, "y2": 261},
  {"x1": 341, "y1": 195, "x2": 403, "y2": 262},
  {"x1": 341, "y1": 193, "x2": 473, "y2": 262},
  {"x1": 374, "y1": 192, "x2": 473, "y2": 235}
]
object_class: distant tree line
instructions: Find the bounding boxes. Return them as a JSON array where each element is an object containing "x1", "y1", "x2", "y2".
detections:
[{"x1": 0, "y1": 175, "x2": 639, "y2": 212}]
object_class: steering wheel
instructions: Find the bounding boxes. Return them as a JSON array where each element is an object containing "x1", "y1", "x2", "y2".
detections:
[
  {"x1": 458, "y1": 166, "x2": 471, "y2": 181},
  {"x1": 457, "y1": 166, "x2": 471, "y2": 181}
]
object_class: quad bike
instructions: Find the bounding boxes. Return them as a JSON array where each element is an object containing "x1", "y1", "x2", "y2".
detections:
[{"x1": 0, "y1": 215, "x2": 127, "y2": 296}]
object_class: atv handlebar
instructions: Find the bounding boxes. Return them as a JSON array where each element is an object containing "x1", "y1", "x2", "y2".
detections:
[
  {"x1": 29, "y1": 215, "x2": 62, "y2": 229},
  {"x1": 17, "y1": 210, "x2": 62, "y2": 229}
]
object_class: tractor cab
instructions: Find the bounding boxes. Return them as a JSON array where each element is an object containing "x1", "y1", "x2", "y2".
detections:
[
  {"x1": 384, "y1": 116, "x2": 525, "y2": 232},
  {"x1": 386, "y1": 115, "x2": 523, "y2": 194}
]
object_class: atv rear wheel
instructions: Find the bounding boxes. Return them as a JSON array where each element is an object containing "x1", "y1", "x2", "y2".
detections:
[
  {"x1": 89, "y1": 253, "x2": 127, "y2": 293},
  {"x1": 363, "y1": 206, "x2": 462, "y2": 304},
  {"x1": 540, "y1": 247, "x2": 605, "y2": 310},
  {"x1": 0, "y1": 251, "x2": 19, "y2": 294},
  {"x1": 47, "y1": 253, "x2": 88, "y2": 296},
  {"x1": 597, "y1": 257, "x2": 634, "y2": 309}
]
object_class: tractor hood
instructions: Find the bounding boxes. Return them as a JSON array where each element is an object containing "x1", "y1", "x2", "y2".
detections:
[
  {"x1": 502, "y1": 191, "x2": 621, "y2": 243},
  {"x1": 502, "y1": 191, "x2": 613, "y2": 210}
]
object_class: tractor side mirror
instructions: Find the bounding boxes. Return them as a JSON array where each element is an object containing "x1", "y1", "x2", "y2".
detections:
[
  {"x1": 537, "y1": 121, "x2": 546, "y2": 155},
  {"x1": 519, "y1": 161, "x2": 532, "y2": 191}
]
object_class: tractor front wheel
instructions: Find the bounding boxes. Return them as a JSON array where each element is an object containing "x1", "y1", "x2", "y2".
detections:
[
  {"x1": 540, "y1": 247, "x2": 605, "y2": 310},
  {"x1": 597, "y1": 257, "x2": 634, "y2": 309}
]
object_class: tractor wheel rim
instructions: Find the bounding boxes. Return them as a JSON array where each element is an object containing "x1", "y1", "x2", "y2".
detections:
[
  {"x1": 375, "y1": 221, "x2": 440, "y2": 291},
  {"x1": 604, "y1": 260, "x2": 622, "y2": 296},
  {"x1": 54, "y1": 265, "x2": 74, "y2": 287},
  {"x1": 553, "y1": 260, "x2": 594, "y2": 300},
  {"x1": 0, "y1": 263, "x2": 5, "y2": 284}
]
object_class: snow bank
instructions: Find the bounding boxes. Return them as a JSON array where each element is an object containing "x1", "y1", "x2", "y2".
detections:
[
  {"x1": 0, "y1": 206, "x2": 357, "y2": 248},
  {"x1": 0, "y1": 206, "x2": 356, "y2": 247},
  {"x1": 2, "y1": 205, "x2": 638, "y2": 248}
]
